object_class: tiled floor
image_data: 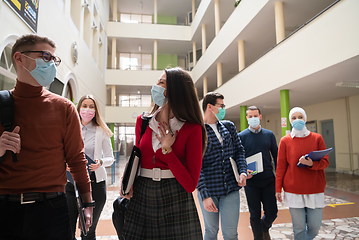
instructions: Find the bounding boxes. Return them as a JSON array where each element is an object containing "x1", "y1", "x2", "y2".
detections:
[{"x1": 76, "y1": 159, "x2": 359, "y2": 240}]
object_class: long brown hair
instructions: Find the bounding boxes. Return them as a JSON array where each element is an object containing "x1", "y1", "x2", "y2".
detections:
[
  {"x1": 77, "y1": 95, "x2": 113, "y2": 137},
  {"x1": 149, "y1": 67, "x2": 207, "y2": 155}
]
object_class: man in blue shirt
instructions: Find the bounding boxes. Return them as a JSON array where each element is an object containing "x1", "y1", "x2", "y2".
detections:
[
  {"x1": 197, "y1": 92, "x2": 247, "y2": 240},
  {"x1": 238, "y1": 106, "x2": 278, "y2": 240}
]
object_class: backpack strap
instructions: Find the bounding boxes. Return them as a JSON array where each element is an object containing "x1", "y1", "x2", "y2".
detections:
[
  {"x1": 137, "y1": 113, "x2": 152, "y2": 146},
  {"x1": 0, "y1": 90, "x2": 18, "y2": 163}
]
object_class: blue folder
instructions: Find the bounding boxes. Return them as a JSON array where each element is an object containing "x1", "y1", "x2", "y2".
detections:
[
  {"x1": 67, "y1": 154, "x2": 96, "y2": 184},
  {"x1": 247, "y1": 161, "x2": 257, "y2": 172},
  {"x1": 297, "y1": 148, "x2": 333, "y2": 168}
]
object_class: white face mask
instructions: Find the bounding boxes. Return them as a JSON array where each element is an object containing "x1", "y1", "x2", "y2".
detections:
[
  {"x1": 22, "y1": 55, "x2": 56, "y2": 87},
  {"x1": 248, "y1": 117, "x2": 260, "y2": 128}
]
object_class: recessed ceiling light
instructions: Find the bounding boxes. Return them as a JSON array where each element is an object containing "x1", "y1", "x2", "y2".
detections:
[{"x1": 335, "y1": 82, "x2": 359, "y2": 88}]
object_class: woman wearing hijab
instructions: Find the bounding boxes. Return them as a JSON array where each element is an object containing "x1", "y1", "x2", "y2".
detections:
[{"x1": 275, "y1": 107, "x2": 329, "y2": 240}]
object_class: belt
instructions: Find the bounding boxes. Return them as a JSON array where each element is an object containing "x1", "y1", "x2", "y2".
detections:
[
  {"x1": 140, "y1": 168, "x2": 175, "y2": 181},
  {"x1": 0, "y1": 192, "x2": 64, "y2": 204}
]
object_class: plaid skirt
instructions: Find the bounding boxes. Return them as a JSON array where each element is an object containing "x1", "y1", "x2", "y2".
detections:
[{"x1": 123, "y1": 176, "x2": 203, "y2": 240}]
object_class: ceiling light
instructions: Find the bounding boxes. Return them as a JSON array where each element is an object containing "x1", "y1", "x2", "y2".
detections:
[
  {"x1": 140, "y1": 2, "x2": 143, "y2": 9},
  {"x1": 335, "y1": 82, "x2": 359, "y2": 88},
  {"x1": 138, "y1": 45, "x2": 142, "y2": 52},
  {"x1": 137, "y1": 90, "x2": 141, "y2": 94}
]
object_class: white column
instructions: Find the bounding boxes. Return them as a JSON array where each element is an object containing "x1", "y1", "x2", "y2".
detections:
[
  {"x1": 154, "y1": 40, "x2": 157, "y2": 70},
  {"x1": 112, "y1": 0, "x2": 117, "y2": 22},
  {"x1": 192, "y1": 0, "x2": 196, "y2": 22},
  {"x1": 192, "y1": 42, "x2": 197, "y2": 66},
  {"x1": 111, "y1": 85, "x2": 116, "y2": 106},
  {"x1": 203, "y1": 77, "x2": 208, "y2": 96},
  {"x1": 154, "y1": 0, "x2": 157, "y2": 24},
  {"x1": 238, "y1": 40, "x2": 245, "y2": 71},
  {"x1": 202, "y1": 24, "x2": 206, "y2": 54},
  {"x1": 274, "y1": 1, "x2": 285, "y2": 44},
  {"x1": 217, "y1": 62, "x2": 222, "y2": 87},
  {"x1": 111, "y1": 38, "x2": 116, "y2": 69},
  {"x1": 214, "y1": 0, "x2": 220, "y2": 36}
]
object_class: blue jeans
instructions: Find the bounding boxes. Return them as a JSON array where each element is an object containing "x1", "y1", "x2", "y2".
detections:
[
  {"x1": 0, "y1": 194, "x2": 72, "y2": 240},
  {"x1": 289, "y1": 207, "x2": 323, "y2": 240},
  {"x1": 198, "y1": 191, "x2": 240, "y2": 240}
]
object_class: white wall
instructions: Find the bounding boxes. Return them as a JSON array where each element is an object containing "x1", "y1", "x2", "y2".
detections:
[{"x1": 106, "y1": 69, "x2": 163, "y2": 86}]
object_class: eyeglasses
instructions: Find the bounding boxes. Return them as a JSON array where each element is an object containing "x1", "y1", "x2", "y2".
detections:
[
  {"x1": 213, "y1": 103, "x2": 226, "y2": 109},
  {"x1": 21, "y1": 51, "x2": 61, "y2": 67}
]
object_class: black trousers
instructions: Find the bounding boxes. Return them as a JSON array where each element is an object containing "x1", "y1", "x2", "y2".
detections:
[
  {"x1": 66, "y1": 176, "x2": 107, "y2": 240},
  {"x1": 244, "y1": 176, "x2": 278, "y2": 240},
  {"x1": 0, "y1": 194, "x2": 72, "y2": 240}
]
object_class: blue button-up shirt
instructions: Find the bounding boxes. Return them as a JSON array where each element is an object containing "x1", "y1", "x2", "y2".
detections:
[{"x1": 197, "y1": 120, "x2": 247, "y2": 200}]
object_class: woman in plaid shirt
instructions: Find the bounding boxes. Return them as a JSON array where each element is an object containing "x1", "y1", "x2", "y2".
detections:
[{"x1": 197, "y1": 92, "x2": 247, "y2": 240}]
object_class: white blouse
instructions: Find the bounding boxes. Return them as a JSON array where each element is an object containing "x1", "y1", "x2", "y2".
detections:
[{"x1": 148, "y1": 108, "x2": 185, "y2": 152}]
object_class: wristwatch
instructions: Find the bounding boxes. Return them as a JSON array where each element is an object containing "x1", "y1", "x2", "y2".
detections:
[
  {"x1": 83, "y1": 201, "x2": 96, "y2": 208},
  {"x1": 162, "y1": 147, "x2": 172, "y2": 155}
]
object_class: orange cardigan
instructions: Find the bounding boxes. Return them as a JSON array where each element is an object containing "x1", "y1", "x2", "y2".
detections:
[{"x1": 275, "y1": 132, "x2": 329, "y2": 195}]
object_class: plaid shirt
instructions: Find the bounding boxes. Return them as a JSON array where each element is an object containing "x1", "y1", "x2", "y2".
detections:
[{"x1": 197, "y1": 120, "x2": 247, "y2": 200}]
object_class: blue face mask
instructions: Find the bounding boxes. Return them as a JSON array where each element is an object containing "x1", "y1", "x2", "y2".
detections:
[
  {"x1": 151, "y1": 84, "x2": 167, "y2": 107},
  {"x1": 248, "y1": 117, "x2": 260, "y2": 128},
  {"x1": 23, "y1": 55, "x2": 56, "y2": 87},
  {"x1": 216, "y1": 108, "x2": 226, "y2": 121},
  {"x1": 291, "y1": 119, "x2": 306, "y2": 131}
]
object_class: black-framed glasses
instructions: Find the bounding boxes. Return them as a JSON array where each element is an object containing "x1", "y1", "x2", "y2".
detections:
[
  {"x1": 214, "y1": 103, "x2": 226, "y2": 109},
  {"x1": 21, "y1": 51, "x2": 61, "y2": 67}
]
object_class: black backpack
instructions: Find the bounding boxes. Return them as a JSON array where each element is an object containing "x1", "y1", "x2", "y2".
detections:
[{"x1": 0, "y1": 90, "x2": 17, "y2": 163}]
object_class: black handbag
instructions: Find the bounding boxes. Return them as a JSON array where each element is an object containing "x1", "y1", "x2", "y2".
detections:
[{"x1": 112, "y1": 114, "x2": 151, "y2": 238}]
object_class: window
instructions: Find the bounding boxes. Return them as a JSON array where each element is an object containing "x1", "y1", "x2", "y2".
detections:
[
  {"x1": 119, "y1": 53, "x2": 152, "y2": 70},
  {"x1": 118, "y1": 94, "x2": 152, "y2": 107},
  {"x1": 120, "y1": 13, "x2": 152, "y2": 24},
  {"x1": 0, "y1": 45, "x2": 16, "y2": 90}
]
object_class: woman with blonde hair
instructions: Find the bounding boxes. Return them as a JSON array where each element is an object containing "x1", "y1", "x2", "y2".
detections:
[{"x1": 66, "y1": 95, "x2": 114, "y2": 240}]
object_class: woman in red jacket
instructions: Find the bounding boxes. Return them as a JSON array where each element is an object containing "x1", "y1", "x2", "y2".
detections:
[
  {"x1": 121, "y1": 67, "x2": 207, "y2": 240},
  {"x1": 275, "y1": 107, "x2": 329, "y2": 240}
]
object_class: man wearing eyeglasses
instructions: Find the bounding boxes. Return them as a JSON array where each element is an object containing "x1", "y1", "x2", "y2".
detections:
[
  {"x1": 197, "y1": 92, "x2": 247, "y2": 240},
  {"x1": 0, "y1": 34, "x2": 93, "y2": 240}
]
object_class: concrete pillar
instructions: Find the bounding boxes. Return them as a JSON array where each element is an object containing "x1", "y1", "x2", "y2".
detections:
[
  {"x1": 217, "y1": 62, "x2": 222, "y2": 87},
  {"x1": 192, "y1": 0, "x2": 196, "y2": 22},
  {"x1": 111, "y1": 38, "x2": 116, "y2": 69},
  {"x1": 240, "y1": 106, "x2": 248, "y2": 131},
  {"x1": 111, "y1": 85, "x2": 116, "y2": 106},
  {"x1": 274, "y1": 1, "x2": 285, "y2": 44},
  {"x1": 154, "y1": 40, "x2": 157, "y2": 70},
  {"x1": 193, "y1": 42, "x2": 197, "y2": 66},
  {"x1": 154, "y1": 0, "x2": 157, "y2": 24},
  {"x1": 202, "y1": 24, "x2": 207, "y2": 54},
  {"x1": 214, "y1": 0, "x2": 220, "y2": 36},
  {"x1": 203, "y1": 77, "x2": 208, "y2": 96},
  {"x1": 280, "y1": 89, "x2": 290, "y2": 136},
  {"x1": 112, "y1": 0, "x2": 117, "y2": 22},
  {"x1": 238, "y1": 40, "x2": 245, "y2": 71}
]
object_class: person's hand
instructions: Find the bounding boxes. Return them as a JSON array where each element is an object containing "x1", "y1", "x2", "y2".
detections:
[
  {"x1": 78, "y1": 207, "x2": 93, "y2": 232},
  {"x1": 203, "y1": 197, "x2": 218, "y2": 212},
  {"x1": 89, "y1": 160, "x2": 102, "y2": 171},
  {"x1": 120, "y1": 186, "x2": 133, "y2": 199},
  {"x1": 0, "y1": 126, "x2": 21, "y2": 157},
  {"x1": 238, "y1": 174, "x2": 247, "y2": 186},
  {"x1": 299, "y1": 155, "x2": 313, "y2": 167},
  {"x1": 246, "y1": 170, "x2": 253, "y2": 179},
  {"x1": 276, "y1": 192, "x2": 282, "y2": 202},
  {"x1": 155, "y1": 122, "x2": 178, "y2": 149}
]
